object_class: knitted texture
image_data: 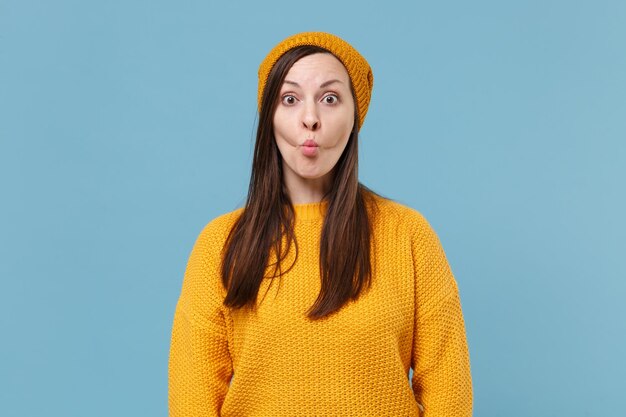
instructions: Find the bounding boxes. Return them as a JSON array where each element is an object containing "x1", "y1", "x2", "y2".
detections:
[
  {"x1": 168, "y1": 194, "x2": 473, "y2": 416},
  {"x1": 257, "y1": 31, "x2": 374, "y2": 129}
]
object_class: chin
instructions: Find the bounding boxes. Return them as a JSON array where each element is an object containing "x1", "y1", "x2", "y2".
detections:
[
  {"x1": 298, "y1": 172, "x2": 324, "y2": 180},
  {"x1": 297, "y1": 168, "x2": 329, "y2": 180}
]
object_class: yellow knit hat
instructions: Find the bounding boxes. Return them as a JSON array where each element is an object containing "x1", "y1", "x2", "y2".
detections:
[{"x1": 257, "y1": 31, "x2": 374, "y2": 129}]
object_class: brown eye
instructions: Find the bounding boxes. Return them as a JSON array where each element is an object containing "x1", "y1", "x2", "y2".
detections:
[
  {"x1": 282, "y1": 95, "x2": 297, "y2": 105},
  {"x1": 324, "y1": 94, "x2": 338, "y2": 104}
]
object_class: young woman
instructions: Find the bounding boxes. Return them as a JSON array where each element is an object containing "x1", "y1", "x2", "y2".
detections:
[{"x1": 169, "y1": 31, "x2": 473, "y2": 416}]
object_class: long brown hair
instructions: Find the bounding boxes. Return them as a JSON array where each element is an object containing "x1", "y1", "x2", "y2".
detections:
[{"x1": 221, "y1": 45, "x2": 381, "y2": 320}]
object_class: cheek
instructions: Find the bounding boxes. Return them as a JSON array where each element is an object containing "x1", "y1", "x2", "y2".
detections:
[
  {"x1": 329, "y1": 112, "x2": 355, "y2": 143},
  {"x1": 273, "y1": 112, "x2": 297, "y2": 144},
  {"x1": 332, "y1": 103, "x2": 355, "y2": 135},
  {"x1": 274, "y1": 135, "x2": 299, "y2": 170}
]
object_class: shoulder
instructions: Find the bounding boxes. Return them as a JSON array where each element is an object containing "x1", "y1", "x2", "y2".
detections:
[
  {"x1": 367, "y1": 193, "x2": 449, "y2": 261},
  {"x1": 193, "y1": 206, "x2": 244, "y2": 250},
  {"x1": 367, "y1": 193, "x2": 435, "y2": 236}
]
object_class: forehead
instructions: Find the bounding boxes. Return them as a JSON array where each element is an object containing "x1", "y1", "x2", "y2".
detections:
[{"x1": 283, "y1": 52, "x2": 350, "y2": 86}]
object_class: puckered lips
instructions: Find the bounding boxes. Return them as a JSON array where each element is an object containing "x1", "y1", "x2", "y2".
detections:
[{"x1": 300, "y1": 139, "x2": 319, "y2": 157}]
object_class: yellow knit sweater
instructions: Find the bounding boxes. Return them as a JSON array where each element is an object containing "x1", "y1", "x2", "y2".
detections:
[{"x1": 168, "y1": 195, "x2": 473, "y2": 416}]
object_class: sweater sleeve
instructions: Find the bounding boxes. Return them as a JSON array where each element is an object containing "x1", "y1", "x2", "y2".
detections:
[
  {"x1": 410, "y1": 213, "x2": 473, "y2": 416},
  {"x1": 168, "y1": 221, "x2": 233, "y2": 417}
]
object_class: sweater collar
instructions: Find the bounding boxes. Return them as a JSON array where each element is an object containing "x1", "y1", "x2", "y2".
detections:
[{"x1": 293, "y1": 200, "x2": 328, "y2": 221}]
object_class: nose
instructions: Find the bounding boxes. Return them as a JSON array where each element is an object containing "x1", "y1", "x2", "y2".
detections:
[{"x1": 301, "y1": 101, "x2": 320, "y2": 131}]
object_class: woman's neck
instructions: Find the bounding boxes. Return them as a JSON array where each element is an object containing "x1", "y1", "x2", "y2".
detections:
[{"x1": 283, "y1": 171, "x2": 333, "y2": 204}]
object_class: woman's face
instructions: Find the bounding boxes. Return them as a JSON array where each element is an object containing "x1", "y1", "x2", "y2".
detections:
[{"x1": 273, "y1": 52, "x2": 355, "y2": 188}]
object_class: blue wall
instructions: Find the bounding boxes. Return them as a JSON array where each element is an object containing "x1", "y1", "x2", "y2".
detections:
[{"x1": 1, "y1": 1, "x2": 624, "y2": 416}]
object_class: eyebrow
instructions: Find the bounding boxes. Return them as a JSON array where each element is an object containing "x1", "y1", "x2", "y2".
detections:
[{"x1": 282, "y1": 79, "x2": 343, "y2": 88}]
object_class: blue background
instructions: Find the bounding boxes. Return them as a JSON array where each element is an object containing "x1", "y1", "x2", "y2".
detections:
[{"x1": 1, "y1": 1, "x2": 625, "y2": 416}]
